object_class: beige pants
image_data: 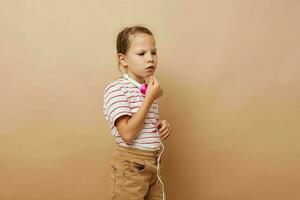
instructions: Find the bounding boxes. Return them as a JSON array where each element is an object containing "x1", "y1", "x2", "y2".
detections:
[{"x1": 109, "y1": 144, "x2": 164, "y2": 200}]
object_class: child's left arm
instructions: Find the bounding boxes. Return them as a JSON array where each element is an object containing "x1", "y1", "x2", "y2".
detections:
[{"x1": 156, "y1": 120, "x2": 171, "y2": 140}]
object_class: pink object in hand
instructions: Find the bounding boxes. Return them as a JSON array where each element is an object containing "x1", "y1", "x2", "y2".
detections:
[{"x1": 140, "y1": 83, "x2": 148, "y2": 95}]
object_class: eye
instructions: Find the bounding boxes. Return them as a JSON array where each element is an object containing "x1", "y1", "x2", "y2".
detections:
[
  {"x1": 152, "y1": 52, "x2": 157, "y2": 55},
  {"x1": 137, "y1": 52, "x2": 145, "y2": 56}
]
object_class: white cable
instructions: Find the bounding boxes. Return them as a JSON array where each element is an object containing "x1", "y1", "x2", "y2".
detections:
[
  {"x1": 123, "y1": 74, "x2": 141, "y2": 88},
  {"x1": 157, "y1": 141, "x2": 166, "y2": 200},
  {"x1": 124, "y1": 73, "x2": 166, "y2": 199}
]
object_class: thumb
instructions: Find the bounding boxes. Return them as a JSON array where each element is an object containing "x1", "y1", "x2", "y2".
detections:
[
  {"x1": 149, "y1": 76, "x2": 154, "y2": 85},
  {"x1": 156, "y1": 120, "x2": 161, "y2": 128},
  {"x1": 152, "y1": 76, "x2": 158, "y2": 85}
]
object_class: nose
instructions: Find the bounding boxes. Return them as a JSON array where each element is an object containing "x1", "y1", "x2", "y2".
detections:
[{"x1": 145, "y1": 52, "x2": 154, "y2": 62}]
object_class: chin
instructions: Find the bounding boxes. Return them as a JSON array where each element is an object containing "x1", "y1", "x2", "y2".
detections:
[{"x1": 145, "y1": 72, "x2": 155, "y2": 77}]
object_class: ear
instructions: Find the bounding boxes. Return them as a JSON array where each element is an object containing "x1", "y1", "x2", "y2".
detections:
[{"x1": 118, "y1": 53, "x2": 128, "y2": 68}]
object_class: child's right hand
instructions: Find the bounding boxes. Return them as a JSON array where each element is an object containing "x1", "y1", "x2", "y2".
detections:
[{"x1": 145, "y1": 76, "x2": 163, "y2": 102}]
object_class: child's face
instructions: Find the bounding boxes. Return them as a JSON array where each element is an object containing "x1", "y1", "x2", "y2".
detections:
[{"x1": 120, "y1": 33, "x2": 158, "y2": 83}]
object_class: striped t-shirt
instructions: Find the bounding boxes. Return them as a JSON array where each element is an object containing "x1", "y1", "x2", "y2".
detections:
[{"x1": 103, "y1": 77, "x2": 161, "y2": 150}]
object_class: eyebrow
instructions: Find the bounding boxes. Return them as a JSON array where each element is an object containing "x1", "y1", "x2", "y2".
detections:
[{"x1": 137, "y1": 48, "x2": 157, "y2": 51}]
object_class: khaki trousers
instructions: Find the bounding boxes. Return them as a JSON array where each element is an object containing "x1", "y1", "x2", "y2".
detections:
[{"x1": 109, "y1": 144, "x2": 164, "y2": 200}]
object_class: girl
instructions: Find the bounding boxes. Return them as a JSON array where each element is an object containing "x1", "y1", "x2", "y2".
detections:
[{"x1": 103, "y1": 26, "x2": 171, "y2": 200}]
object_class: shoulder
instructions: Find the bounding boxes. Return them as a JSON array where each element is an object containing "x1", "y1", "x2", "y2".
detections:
[{"x1": 103, "y1": 77, "x2": 129, "y2": 97}]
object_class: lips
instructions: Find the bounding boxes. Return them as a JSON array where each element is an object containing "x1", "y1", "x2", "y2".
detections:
[{"x1": 146, "y1": 66, "x2": 155, "y2": 70}]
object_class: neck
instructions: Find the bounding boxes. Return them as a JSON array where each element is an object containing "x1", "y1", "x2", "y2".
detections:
[{"x1": 127, "y1": 72, "x2": 145, "y2": 84}]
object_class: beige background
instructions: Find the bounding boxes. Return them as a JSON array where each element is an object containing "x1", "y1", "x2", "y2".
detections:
[{"x1": 1, "y1": 0, "x2": 299, "y2": 199}]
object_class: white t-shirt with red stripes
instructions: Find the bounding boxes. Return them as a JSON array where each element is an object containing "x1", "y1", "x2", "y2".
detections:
[{"x1": 103, "y1": 77, "x2": 161, "y2": 150}]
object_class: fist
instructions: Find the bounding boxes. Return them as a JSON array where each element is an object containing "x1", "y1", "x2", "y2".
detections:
[{"x1": 146, "y1": 76, "x2": 163, "y2": 101}]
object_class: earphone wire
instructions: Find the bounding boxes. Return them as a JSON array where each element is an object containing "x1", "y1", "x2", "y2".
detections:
[
  {"x1": 123, "y1": 73, "x2": 142, "y2": 88},
  {"x1": 123, "y1": 73, "x2": 166, "y2": 199},
  {"x1": 157, "y1": 140, "x2": 166, "y2": 200}
]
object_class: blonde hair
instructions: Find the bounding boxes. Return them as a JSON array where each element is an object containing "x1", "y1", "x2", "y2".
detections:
[{"x1": 116, "y1": 26, "x2": 154, "y2": 70}]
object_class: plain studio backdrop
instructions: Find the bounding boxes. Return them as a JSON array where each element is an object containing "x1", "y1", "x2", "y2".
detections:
[{"x1": 0, "y1": 0, "x2": 299, "y2": 199}]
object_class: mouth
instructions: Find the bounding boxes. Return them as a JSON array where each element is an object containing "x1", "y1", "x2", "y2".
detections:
[{"x1": 145, "y1": 66, "x2": 155, "y2": 70}]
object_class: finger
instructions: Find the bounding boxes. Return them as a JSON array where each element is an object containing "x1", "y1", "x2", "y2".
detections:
[
  {"x1": 161, "y1": 133, "x2": 169, "y2": 140},
  {"x1": 161, "y1": 129, "x2": 171, "y2": 140},
  {"x1": 162, "y1": 126, "x2": 171, "y2": 136},
  {"x1": 160, "y1": 126, "x2": 169, "y2": 137},
  {"x1": 159, "y1": 126, "x2": 167, "y2": 134},
  {"x1": 152, "y1": 76, "x2": 159, "y2": 85},
  {"x1": 153, "y1": 76, "x2": 160, "y2": 84},
  {"x1": 148, "y1": 76, "x2": 153, "y2": 85},
  {"x1": 156, "y1": 120, "x2": 162, "y2": 128},
  {"x1": 158, "y1": 122, "x2": 168, "y2": 133},
  {"x1": 162, "y1": 122, "x2": 169, "y2": 131},
  {"x1": 160, "y1": 131, "x2": 166, "y2": 139},
  {"x1": 157, "y1": 120, "x2": 164, "y2": 127}
]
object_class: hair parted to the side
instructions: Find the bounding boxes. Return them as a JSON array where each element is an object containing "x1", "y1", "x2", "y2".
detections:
[{"x1": 116, "y1": 25, "x2": 154, "y2": 71}]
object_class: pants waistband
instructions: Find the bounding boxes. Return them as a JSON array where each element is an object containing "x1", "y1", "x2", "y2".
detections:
[{"x1": 115, "y1": 144, "x2": 161, "y2": 158}]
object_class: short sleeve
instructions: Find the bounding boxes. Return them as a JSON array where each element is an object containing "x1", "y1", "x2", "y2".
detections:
[{"x1": 103, "y1": 83, "x2": 132, "y2": 126}]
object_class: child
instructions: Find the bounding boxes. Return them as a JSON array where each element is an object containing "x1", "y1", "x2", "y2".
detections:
[{"x1": 103, "y1": 26, "x2": 171, "y2": 200}]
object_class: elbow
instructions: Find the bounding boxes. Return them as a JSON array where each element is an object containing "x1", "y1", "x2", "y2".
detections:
[
  {"x1": 123, "y1": 136, "x2": 134, "y2": 145},
  {"x1": 124, "y1": 140, "x2": 133, "y2": 145},
  {"x1": 120, "y1": 132, "x2": 135, "y2": 145}
]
